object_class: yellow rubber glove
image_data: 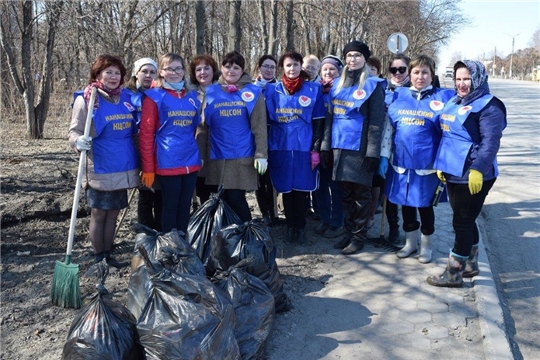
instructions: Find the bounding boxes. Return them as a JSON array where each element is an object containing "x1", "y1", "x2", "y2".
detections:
[
  {"x1": 141, "y1": 172, "x2": 155, "y2": 189},
  {"x1": 436, "y1": 170, "x2": 446, "y2": 183},
  {"x1": 468, "y1": 169, "x2": 483, "y2": 195}
]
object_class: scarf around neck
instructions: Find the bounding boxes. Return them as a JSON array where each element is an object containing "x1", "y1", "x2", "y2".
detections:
[
  {"x1": 84, "y1": 81, "x2": 123, "y2": 110},
  {"x1": 282, "y1": 74, "x2": 303, "y2": 95}
]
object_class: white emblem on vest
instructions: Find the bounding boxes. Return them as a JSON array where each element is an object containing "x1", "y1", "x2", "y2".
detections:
[
  {"x1": 299, "y1": 95, "x2": 311, "y2": 107},
  {"x1": 353, "y1": 89, "x2": 366, "y2": 100},
  {"x1": 241, "y1": 91, "x2": 255, "y2": 102}
]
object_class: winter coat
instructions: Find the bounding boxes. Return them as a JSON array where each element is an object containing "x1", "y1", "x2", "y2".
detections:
[
  {"x1": 68, "y1": 89, "x2": 140, "y2": 191},
  {"x1": 321, "y1": 72, "x2": 386, "y2": 186},
  {"x1": 196, "y1": 73, "x2": 268, "y2": 191}
]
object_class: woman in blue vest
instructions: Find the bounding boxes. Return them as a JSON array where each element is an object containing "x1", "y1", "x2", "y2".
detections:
[
  {"x1": 428, "y1": 60, "x2": 506, "y2": 287},
  {"x1": 320, "y1": 40, "x2": 386, "y2": 255},
  {"x1": 197, "y1": 51, "x2": 268, "y2": 222},
  {"x1": 315, "y1": 55, "x2": 345, "y2": 239},
  {"x1": 68, "y1": 54, "x2": 139, "y2": 268},
  {"x1": 125, "y1": 57, "x2": 163, "y2": 232},
  {"x1": 265, "y1": 50, "x2": 326, "y2": 244},
  {"x1": 139, "y1": 53, "x2": 202, "y2": 234},
  {"x1": 385, "y1": 55, "x2": 454, "y2": 264}
]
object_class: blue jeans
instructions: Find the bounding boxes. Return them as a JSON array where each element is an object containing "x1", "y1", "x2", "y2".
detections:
[
  {"x1": 315, "y1": 166, "x2": 344, "y2": 227},
  {"x1": 158, "y1": 172, "x2": 198, "y2": 234}
]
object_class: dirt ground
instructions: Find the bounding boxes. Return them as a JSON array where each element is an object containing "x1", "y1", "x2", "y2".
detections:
[{"x1": 1, "y1": 109, "x2": 389, "y2": 359}]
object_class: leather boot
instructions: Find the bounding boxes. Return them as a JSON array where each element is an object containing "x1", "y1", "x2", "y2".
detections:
[
  {"x1": 396, "y1": 229, "x2": 419, "y2": 258},
  {"x1": 333, "y1": 232, "x2": 352, "y2": 249},
  {"x1": 297, "y1": 228, "x2": 308, "y2": 245},
  {"x1": 341, "y1": 234, "x2": 365, "y2": 255},
  {"x1": 463, "y1": 244, "x2": 480, "y2": 278},
  {"x1": 427, "y1": 252, "x2": 467, "y2": 287},
  {"x1": 284, "y1": 227, "x2": 296, "y2": 243},
  {"x1": 388, "y1": 225, "x2": 401, "y2": 245},
  {"x1": 418, "y1": 234, "x2": 433, "y2": 264},
  {"x1": 104, "y1": 251, "x2": 129, "y2": 269}
]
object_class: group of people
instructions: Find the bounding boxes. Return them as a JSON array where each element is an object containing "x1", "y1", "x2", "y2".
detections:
[{"x1": 68, "y1": 39, "x2": 506, "y2": 288}]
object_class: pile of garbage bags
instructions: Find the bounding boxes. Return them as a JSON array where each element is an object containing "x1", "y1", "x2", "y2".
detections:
[{"x1": 63, "y1": 193, "x2": 289, "y2": 359}]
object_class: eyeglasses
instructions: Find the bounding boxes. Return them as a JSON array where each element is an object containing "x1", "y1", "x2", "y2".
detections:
[
  {"x1": 346, "y1": 53, "x2": 363, "y2": 60},
  {"x1": 304, "y1": 65, "x2": 318, "y2": 71},
  {"x1": 389, "y1": 66, "x2": 407, "y2": 74},
  {"x1": 163, "y1": 67, "x2": 184, "y2": 74},
  {"x1": 261, "y1": 64, "x2": 276, "y2": 70}
]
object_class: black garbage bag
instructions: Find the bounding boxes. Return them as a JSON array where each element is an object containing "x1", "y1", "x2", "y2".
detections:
[
  {"x1": 187, "y1": 192, "x2": 242, "y2": 275},
  {"x1": 212, "y1": 257, "x2": 275, "y2": 360},
  {"x1": 62, "y1": 262, "x2": 145, "y2": 360},
  {"x1": 210, "y1": 219, "x2": 290, "y2": 313},
  {"x1": 127, "y1": 243, "x2": 206, "y2": 320},
  {"x1": 136, "y1": 247, "x2": 240, "y2": 360}
]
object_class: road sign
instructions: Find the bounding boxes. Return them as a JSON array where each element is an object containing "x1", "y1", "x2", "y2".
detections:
[{"x1": 387, "y1": 33, "x2": 409, "y2": 54}]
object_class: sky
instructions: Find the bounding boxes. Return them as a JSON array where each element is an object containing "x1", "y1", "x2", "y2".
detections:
[{"x1": 437, "y1": 0, "x2": 540, "y2": 70}]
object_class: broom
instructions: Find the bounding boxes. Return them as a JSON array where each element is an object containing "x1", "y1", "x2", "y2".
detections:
[{"x1": 51, "y1": 87, "x2": 97, "y2": 309}]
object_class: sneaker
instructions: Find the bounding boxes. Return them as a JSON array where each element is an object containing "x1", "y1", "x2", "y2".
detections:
[
  {"x1": 314, "y1": 222, "x2": 330, "y2": 235},
  {"x1": 324, "y1": 226, "x2": 344, "y2": 238}
]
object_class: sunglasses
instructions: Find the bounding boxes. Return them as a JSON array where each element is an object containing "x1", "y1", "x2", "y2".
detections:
[{"x1": 389, "y1": 66, "x2": 407, "y2": 74}]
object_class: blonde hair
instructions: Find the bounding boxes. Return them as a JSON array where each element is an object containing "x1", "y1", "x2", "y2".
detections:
[
  {"x1": 155, "y1": 53, "x2": 186, "y2": 88},
  {"x1": 334, "y1": 64, "x2": 370, "y2": 93}
]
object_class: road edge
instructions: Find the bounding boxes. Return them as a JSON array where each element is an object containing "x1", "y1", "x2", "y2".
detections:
[{"x1": 475, "y1": 216, "x2": 514, "y2": 359}]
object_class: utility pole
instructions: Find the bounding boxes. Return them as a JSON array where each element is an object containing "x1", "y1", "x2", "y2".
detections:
[{"x1": 507, "y1": 33, "x2": 520, "y2": 78}]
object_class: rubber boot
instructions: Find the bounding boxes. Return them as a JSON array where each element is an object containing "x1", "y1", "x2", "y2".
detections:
[
  {"x1": 396, "y1": 229, "x2": 419, "y2": 258},
  {"x1": 418, "y1": 234, "x2": 433, "y2": 264},
  {"x1": 284, "y1": 227, "x2": 296, "y2": 244},
  {"x1": 341, "y1": 234, "x2": 365, "y2": 255},
  {"x1": 427, "y1": 252, "x2": 467, "y2": 287},
  {"x1": 333, "y1": 232, "x2": 352, "y2": 249},
  {"x1": 463, "y1": 244, "x2": 480, "y2": 278}
]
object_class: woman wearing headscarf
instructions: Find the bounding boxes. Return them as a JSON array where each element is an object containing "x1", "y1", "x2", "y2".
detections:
[
  {"x1": 427, "y1": 60, "x2": 506, "y2": 287},
  {"x1": 265, "y1": 50, "x2": 325, "y2": 244},
  {"x1": 68, "y1": 54, "x2": 139, "y2": 268},
  {"x1": 197, "y1": 51, "x2": 268, "y2": 222},
  {"x1": 385, "y1": 55, "x2": 454, "y2": 264},
  {"x1": 320, "y1": 40, "x2": 386, "y2": 255},
  {"x1": 139, "y1": 53, "x2": 201, "y2": 234},
  {"x1": 125, "y1": 57, "x2": 162, "y2": 231},
  {"x1": 314, "y1": 55, "x2": 346, "y2": 238}
]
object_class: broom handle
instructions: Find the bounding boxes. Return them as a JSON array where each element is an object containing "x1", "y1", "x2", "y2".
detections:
[{"x1": 66, "y1": 87, "x2": 97, "y2": 262}]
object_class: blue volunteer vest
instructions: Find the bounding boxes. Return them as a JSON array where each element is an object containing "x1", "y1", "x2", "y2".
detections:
[
  {"x1": 204, "y1": 84, "x2": 262, "y2": 159},
  {"x1": 434, "y1": 94, "x2": 494, "y2": 177},
  {"x1": 387, "y1": 87, "x2": 454, "y2": 169},
  {"x1": 122, "y1": 88, "x2": 144, "y2": 126},
  {"x1": 145, "y1": 89, "x2": 201, "y2": 170},
  {"x1": 330, "y1": 76, "x2": 383, "y2": 150},
  {"x1": 82, "y1": 91, "x2": 139, "y2": 174},
  {"x1": 265, "y1": 81, "x2": 325, "y2": 151}
]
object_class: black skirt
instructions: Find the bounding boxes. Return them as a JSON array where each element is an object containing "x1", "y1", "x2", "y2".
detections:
[{"x1": 85, "y1": 187, "x2": 128, "y2": 210}]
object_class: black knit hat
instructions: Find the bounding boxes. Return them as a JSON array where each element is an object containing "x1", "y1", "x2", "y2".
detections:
[{"x1": 343, "y1": 40, "x2": 371, "y2": 60}]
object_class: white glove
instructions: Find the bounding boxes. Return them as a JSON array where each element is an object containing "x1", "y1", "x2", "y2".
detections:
[
  {"x1": 254, "y1": 158, "x2": 268, "y2": 175},
  {"x1": 76, "y1": 135, "x2": 92, "y2": 151}
]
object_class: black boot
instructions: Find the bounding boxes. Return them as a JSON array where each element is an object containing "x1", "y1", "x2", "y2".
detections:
[
  {"x1": 104, "y1": 251, "x2": 129, "y2": 269},
  {"x1": 427, "y1": 252, "x2": 467, "y2": 287},
  {"x1": 463, "y1": 244, "x2": 479, "y2": 278},
  {"x1": 333, "y1": 232, "x2": 352, "y2": 249},
  {"x1": 94, "y1": 251, "x2": 105, "y2": 264},
  {"x1": 388, "y1": 225, "x2": 401, "y2": 245},
  {"x1": 284, "y1": 227, "x2": 296, "y2": 244},
  {"x1": 297, "y1": 228, "x2": 309, "y2": 245},
  {"x1": 341, "y1": 234, "x2": 365, "y2": 255}
]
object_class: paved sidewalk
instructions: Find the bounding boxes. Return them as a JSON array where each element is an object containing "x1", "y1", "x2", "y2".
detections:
[{"x1": 266, "y1": 201, "x2": 513, "y2": 359}]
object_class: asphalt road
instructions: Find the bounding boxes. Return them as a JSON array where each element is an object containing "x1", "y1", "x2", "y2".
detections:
[{"x1": 479, "y1": 78, "x2": 540, "y2": 360}]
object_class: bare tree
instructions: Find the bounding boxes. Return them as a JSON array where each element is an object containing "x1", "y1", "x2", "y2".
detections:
[
  {"x1": 195, "y1": 0, "x2": 205, "y2": 55},
  {"x1": 228, "y1": 0, "x2": 241, "y2": 52}
]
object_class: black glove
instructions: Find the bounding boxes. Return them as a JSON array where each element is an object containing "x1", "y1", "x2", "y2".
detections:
[
  {"x1": 320, "y1": 151, "x2": 332, "y2": 169},
  {"x1": 364, "y1": 157, "x2": 380, "y2": 173}
]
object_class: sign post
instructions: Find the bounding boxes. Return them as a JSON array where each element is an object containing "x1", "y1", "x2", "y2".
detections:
[{"x1": 387, "y1": 32, "x2": 409, "y2": 54}]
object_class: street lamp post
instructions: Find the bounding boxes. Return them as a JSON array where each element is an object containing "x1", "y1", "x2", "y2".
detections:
[{"x1": 507, "y1": 33, "x2": 520, "y2": 78}]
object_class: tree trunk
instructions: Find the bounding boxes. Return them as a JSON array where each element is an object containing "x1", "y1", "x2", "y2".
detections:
[
  {"x1": 257, "y1": 0, "x2": 269, "y2": 55},
  {"x1": 285, "y1": 0, "x2": 295, "y2": 51},
  {"x1": 269, "y1": 0, "x2": 278, "y2": 56},
  {"x1": 196, "y1": 0, "x2": 205, "y2": 54},
  {"x1": 228, "y1": 0, "x2": 241, "y2": 52}
]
